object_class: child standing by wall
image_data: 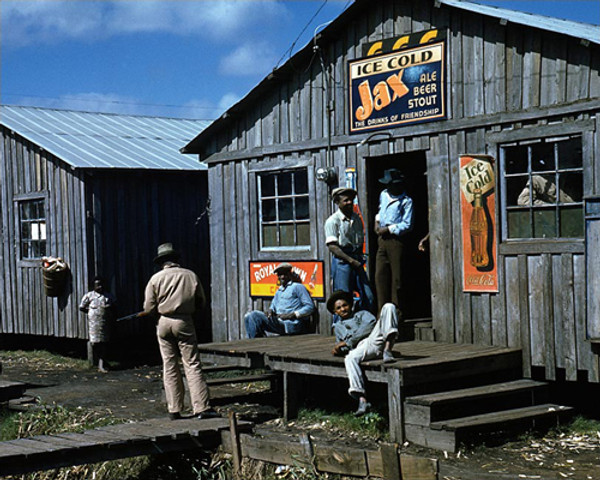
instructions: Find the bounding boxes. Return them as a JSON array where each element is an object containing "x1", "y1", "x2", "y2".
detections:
[{"x1": 79, "y1": 276, "x2": 115, "y2": 372}]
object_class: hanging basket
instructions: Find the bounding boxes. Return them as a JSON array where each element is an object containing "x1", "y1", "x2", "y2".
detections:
[{"x1": 41, "y1": 257, "x2": 69, "y2": 297}]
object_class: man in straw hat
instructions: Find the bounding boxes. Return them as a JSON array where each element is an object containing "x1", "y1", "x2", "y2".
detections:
[
  {"x1": 244, "y1": 262, "x2": 315, "y2": 338},
  {"x1": 374, "y1": 168, "x2": 414, "y2": 317},
  {"x1": 143, "y1": 243, "x2": 218, "y2": 420},
  {"x1": 324, "y1": 187, "x2": 375, "y2": 316},
  {"x1": 327, "y1": 290, "x2": 398, "y2": 416}
]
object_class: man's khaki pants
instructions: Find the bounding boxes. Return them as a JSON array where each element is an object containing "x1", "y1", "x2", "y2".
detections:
[{"x1": 156, "y1": 315, "x2": 210, "y2": 415}]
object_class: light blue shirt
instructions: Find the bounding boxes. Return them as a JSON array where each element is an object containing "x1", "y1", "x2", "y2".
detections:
[
  {"x1": 333, "y1": 310, "x2": 377, "y2": 350},
  {"x1": 376, "y1": 190, "x2": 414, "y2": 237},
  {"x1": 271, "y1": 281, "x2": 315, "y2": 318}
]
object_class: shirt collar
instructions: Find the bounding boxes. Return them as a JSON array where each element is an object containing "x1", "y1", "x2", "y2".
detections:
[
  {"x1": 335, "y1": 209, "x2": 354, "y2": 222},
  {"x1": 278, "y1": 280, "x2": 293, "y2": 291}
]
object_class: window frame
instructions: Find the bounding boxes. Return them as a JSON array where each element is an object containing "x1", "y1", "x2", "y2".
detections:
[
  {"x1": 14, "y1": 192, "x2": 49, "y2": 264},
  {"x1": 257, "y1": 167, "x2": 311, "y2": 252},
  {"x1": 499, "y1": 134, "x2": 584, "y2": 242}
]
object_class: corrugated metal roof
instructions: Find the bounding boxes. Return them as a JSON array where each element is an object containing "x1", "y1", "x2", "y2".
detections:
[
  {"x1": 0, "y1": 105, "x2": 210, "y2": 170},
  {"x1": 441, "y1": 0, "x2": 600, "y2": 45}
]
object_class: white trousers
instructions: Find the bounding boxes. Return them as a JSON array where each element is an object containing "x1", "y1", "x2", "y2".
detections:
[{"x1": 345, "y1": 303, "x2": 398, "y2": 396}]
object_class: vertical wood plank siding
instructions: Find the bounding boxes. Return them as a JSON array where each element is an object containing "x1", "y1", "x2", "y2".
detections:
[
  {"x1": 201, "y1": 1, "x2": 600, "y2": 381},
  {"x1": 0, "y1": 128, "x2": 210, "y2": 342}
]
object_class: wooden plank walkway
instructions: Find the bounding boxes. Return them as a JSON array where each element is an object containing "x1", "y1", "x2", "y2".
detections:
[
  {"x1": 197, "y1": 335, "x2": 522, "y2": 442},
  {"x1": 0, "y1": 416, "x2": 252, "y2": 476}
]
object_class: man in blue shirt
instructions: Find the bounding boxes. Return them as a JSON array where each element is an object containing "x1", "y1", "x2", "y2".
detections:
[
  {"x1": 374, "y1": 168, "x2": 414, "y2": 317},
  {"x1": 244, "y1": 263, "x2": 315, "y2": 338}
]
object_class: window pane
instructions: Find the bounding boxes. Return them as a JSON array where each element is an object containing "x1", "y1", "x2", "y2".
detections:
[
  {"x1": 279, "y1": 172, "x2": 293, "y2": 195},
  {"x1": 20, "y1": 202, "x2": 32, "y2": 220},
  {"x1": 262, "y1": 225, "x2": 278, "y2": 247},
  {"x1": 261, "y1": 174, "x2": 276, "y2": 197},
  {"x1": 35, "y1": 200, "x2": 45, "y2": 219},
  {"x1": 505, "y1": 145, "x2": 528, "y2": 174},
  {"x1": 280, "y1": 224, "x2": 295, "y2": 246},
  {"x1": 558, "y1": 138, "x2": 582, "y2": 170},
  {"x1": 531, "y1": 142, "x2": 554, "y2": 172},
  {"x1": 294, "y1": 170, "x2": 308, "y2": 194},
  {"x1": 507, "y1": 210, "x2": 531, "y2": 238},
  {"x1": 559, "y1": 172, "x2": 582, "y2": 203},
  {"x1": 508, "y1": 175, "x2": 529, "y2": 206},
  {"x1": 279, "y1": 198, "x2": 294, "y2": 221},
  {"x1": 262, "y1": 199, "x2": 276, "y2": 222},
  {"x1": 296, "y1": 197, "x2": 309, "y2": 219},
  {"x1": 533, "y1": 209, "x2": 556, "y2": 238},
  {"x1": 297, "y1": 223, "x2": 310, "y2": 245},
  {"x1": 560, "y1": 206, "x2": 584, "y2": 237},
  {"x1": 22, "y1": 242, "x2": 30, "y2": 259},
  {"x1": 21, "y1": 223, "x2": 31, "y2": 240}
]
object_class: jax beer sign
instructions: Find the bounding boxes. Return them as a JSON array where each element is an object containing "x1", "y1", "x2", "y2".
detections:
[
  {"x1": 459, "y1": 155, "x2": 498, "y2": 293},
  {"x1": 348, "y1": 40, "x2": 446, "y2": 134},
  {"x1": 249, "y1": 260, "x2": 325, "y2": 299}
]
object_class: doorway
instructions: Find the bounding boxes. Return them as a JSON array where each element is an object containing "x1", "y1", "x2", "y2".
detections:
[{"x1": 365, "y1": 152, "x2": 432, "y2": 320}]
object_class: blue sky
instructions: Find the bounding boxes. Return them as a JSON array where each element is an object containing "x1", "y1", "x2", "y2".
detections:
[{"x1": 1, "y1": 0, "x2": 599, "y2": 120}]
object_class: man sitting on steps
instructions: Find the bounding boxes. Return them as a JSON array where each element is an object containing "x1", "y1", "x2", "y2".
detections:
[{"x1": 327, "y1": 290, "x2": 398, "y2": 416}]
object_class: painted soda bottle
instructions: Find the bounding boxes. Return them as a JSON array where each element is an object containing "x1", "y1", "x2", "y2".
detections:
[{"x1": 470, "y1": 189, "x2": 489, "y2": 267}]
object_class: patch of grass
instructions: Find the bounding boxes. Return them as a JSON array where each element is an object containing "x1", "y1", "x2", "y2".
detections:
[
  {"x1": 0, "y1": 404, "x2": 120, "y2": 441},
  {"x1": 559, "y1": 415, "x2": 600, "y2": 435},
  {"x1": 297, "y1": 407, "x2": 387, "y2": 440},
  {"x1": 0, "y1": 349, "x2": 89, "y2": 371}
]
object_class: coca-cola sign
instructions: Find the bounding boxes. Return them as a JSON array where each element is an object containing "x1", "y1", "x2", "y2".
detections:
[{"x1": 459, "y1": 155, "x2": 499, "y2": 293}]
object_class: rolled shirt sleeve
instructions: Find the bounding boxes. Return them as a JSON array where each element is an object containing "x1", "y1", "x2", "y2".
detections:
[{"x1": 324, "y1": 214, "x2": 340, "y2": 245}]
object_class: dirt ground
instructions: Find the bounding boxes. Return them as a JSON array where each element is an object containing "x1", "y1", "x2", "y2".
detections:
[{"x1": 1, "y1": 354, "x2": 599, "y2": 480}]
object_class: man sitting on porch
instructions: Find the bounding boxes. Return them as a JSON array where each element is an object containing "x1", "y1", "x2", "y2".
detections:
[
  {"x1": 328, "y1": 290, "x2": 398, "y2": 416},
  {"x1": 244, "y1": 263, "x2": 315, "y2": 338}
]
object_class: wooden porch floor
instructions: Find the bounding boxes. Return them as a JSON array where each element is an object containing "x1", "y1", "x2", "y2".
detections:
[{"x1": 197, "y1": 334, "x2": 522, "y2": 386}]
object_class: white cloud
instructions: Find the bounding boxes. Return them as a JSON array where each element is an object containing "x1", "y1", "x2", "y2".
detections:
[
  {"x1": 219, "y1": 42, "x2": 277, "y2": 76},
  {"x1": 1, "y1": 0, "x2": 290, "y2": 47},
  {"x1": 217, "y1": 93, "x2": 241, "y2": 112}
]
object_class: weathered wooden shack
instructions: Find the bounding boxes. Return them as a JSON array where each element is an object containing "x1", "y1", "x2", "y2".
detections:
[
  {"x1": 0, "y1": 105, "x2": 211, "y2": 346},
  {"x1": 182, "y1": 0, "x2": 600, "y2": 383}
]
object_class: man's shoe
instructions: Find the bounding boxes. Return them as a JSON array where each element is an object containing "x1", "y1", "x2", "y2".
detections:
[
  {"x1": 196, "y1": 408, "x2": 220, "y2": 420},
  {"x1": 168, "y1": 412, "x2": 181, "y2": 421},
  {"x1": 383, "y1": 350, "x2": 395, "y2": 363},
  {"x1": 354, "y1": 400, "x2": 371, "y2": 416}
]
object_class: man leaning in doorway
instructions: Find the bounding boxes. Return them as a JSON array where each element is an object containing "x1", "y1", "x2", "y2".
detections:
[
  {"x1": 374, "y1": 168, "x2": 414, "y2": 317},
  {"x1": 324, "y1": 187, "x2": 375, "y2": 316},
  {"x1": 244, "y1": 263, "x2": 315, "y2": 338},
  {"x1": 143, "y1": 243, "x2": 218, "y2": 420}
]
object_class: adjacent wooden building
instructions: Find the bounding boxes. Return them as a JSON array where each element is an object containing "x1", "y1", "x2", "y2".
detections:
[
  {"x1": 0, "y1": 106, "x2": 211, "y2": 345},
  {"x1": 183, "y1": 0, "x2": 600, "y2": 383}
]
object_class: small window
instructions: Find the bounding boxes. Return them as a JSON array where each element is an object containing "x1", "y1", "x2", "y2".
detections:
[
  {"x1": 19, "y1": 198, "x2": 47, "y2": 259},
  {"x1": 501, "y1": 136, "x2": 583, "y2": 239},
  {"x1": 258, "y1": 169, "x2": 310, "y2": 249}
]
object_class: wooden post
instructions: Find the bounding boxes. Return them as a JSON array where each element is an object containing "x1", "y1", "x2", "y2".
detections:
[
  {"x1": 380, "y1": 442, "x2": 401, "y2": 480},
  {"x1": 387, "y1": 368, "x2": 404, "y2": 443},
  {"x1": 228, "y1": 411, "x2": 242, "y2": 479},
  {"x1": 283, "y1": 372, "x2": 301, "y2": 420}
]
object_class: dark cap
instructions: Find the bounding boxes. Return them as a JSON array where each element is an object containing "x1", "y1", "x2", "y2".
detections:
[
  {"x1": 331, "y1": 187, "x2": 357, "y2": 202},
  {"x1": 378, "y1": 168, "x2": 405, "y2": 185},
  {"x1": 273, "y1": 262, "x2": 293, "y2": 274}
]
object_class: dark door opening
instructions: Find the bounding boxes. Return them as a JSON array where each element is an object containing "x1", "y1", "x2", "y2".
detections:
[{"x1": 365, "y1": 152, "x2": 431, "y2": 320}]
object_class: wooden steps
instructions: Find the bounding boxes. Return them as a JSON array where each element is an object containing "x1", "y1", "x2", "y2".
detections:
[
  {"x1": 404, "y1": 379, "x2": 574, "y2": 452},
  {"x1": 0, "y1": 380, "x2": 27, "y2": 403},
  {"x1": 206, "y1": 372, "x2": 278, "y2": 387}
]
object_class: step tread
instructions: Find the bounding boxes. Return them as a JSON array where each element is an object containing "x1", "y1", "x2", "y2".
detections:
[
  {"x1": 406, "y1": 379, "x2": 548, "y2": 406},
  {"x1": 431, "y1": 404, "x2": 573, "y2": 432},
  {"x1": 206, "y1": 373, "x2": 278, "y2": 386}
]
